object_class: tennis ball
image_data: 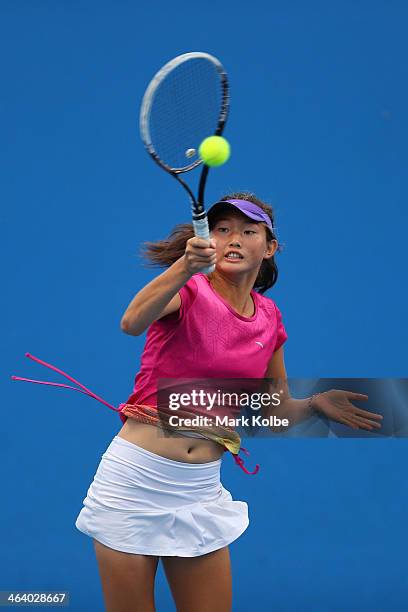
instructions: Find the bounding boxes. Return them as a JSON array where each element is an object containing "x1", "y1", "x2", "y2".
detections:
[{"x1": 198, "y1": 136, "x2": 231, "y2": 167}]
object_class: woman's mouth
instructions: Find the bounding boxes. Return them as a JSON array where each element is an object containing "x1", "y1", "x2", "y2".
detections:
[{"x1": 224, "y1": 252, "x2": 244, "y2": 262}]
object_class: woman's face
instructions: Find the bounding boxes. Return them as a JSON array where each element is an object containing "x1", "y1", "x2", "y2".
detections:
[{"x1": 210, "y1": 211, "x2": 277, "y2": 272}]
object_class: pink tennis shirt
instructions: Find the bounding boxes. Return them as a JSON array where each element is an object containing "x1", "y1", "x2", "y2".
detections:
[
  {"x1": 11, "y1": 272, "x2": 288, "y2": 476},
  {"x1": 120, "y1": 272, "x2": 288, "y2": 420}
]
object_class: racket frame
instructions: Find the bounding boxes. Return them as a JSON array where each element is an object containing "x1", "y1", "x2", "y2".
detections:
[{"x1": 139, "y1": 52, "x2": 230, "y2": 274}]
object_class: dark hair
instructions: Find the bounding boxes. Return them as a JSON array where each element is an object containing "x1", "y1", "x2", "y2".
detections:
[{"x1": 139, "y1": 191, "x2": 284, "y2": 294}]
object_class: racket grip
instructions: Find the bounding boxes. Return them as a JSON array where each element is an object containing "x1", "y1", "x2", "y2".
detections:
[
  {"x1": 200, "y1": 263, "x2": 215, "y2": 274},
  {"x1": 192, "y1": 217, "x2": 215, "y2": 275}
]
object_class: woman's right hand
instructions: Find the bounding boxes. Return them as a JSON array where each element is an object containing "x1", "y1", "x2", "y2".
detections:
[{"x1": 181, "y1": 236, "x2": 217, "y2": 275}]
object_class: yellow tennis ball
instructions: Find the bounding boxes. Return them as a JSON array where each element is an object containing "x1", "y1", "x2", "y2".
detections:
[{"x1": 198, "y1": 136, "x2": 231, "y2": 167}]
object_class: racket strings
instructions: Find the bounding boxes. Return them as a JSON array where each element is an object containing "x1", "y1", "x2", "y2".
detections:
[{"x1": 147, "y1": 59, "x2": 223, "y2": 170}]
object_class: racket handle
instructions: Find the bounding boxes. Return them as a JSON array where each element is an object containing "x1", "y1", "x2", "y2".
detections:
[{"x1": 192, "y1": 217, "x2": 215, "y2": 275}]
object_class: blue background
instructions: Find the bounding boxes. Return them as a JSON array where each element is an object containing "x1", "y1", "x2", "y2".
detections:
[{"x1": 2, "y1": 1, "x2": 407, "y2": 610}]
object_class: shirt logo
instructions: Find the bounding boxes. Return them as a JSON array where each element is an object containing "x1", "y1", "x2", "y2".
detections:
[{"x1": 255, "y1": 341, "x2": 264, "y2": 348}]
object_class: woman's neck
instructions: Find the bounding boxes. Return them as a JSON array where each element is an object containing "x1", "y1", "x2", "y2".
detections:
[{"x1": 208, "y1": 273, "x2": 255, "y2": 317}]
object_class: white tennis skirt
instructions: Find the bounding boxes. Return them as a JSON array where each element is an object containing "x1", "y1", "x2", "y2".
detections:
[{"x1": 75, "y1": 435, "x2": 249, "y2": 557}]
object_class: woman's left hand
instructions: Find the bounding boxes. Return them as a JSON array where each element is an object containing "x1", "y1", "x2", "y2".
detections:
[{"x1": 312, "y1": 390, "x2": 383, "y2": 431}]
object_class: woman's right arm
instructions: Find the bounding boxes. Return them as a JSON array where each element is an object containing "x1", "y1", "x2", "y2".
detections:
[
  {"x1": 120, "y1": 257, "x2": 192, "y2": 336},
  {"x1": 120, "y1": 236, "x2": 217, "y2": 336}
]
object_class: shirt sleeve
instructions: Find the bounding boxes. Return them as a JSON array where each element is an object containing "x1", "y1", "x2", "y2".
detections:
[
  {"x1": 158, "y1": 275, "x2": 198, "y2": 324},
  {"x1": 273, "y1": 302, "x2": 288, "y2": 352}
]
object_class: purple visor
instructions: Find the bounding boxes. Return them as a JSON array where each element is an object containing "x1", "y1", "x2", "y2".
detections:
[{"x1": 207, "y1": 199, "x2": 273, "y2": 232}]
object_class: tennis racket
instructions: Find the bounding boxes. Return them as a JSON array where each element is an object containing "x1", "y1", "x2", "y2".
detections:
[{"x1": 139, "y1": 51, "x2": 230, "y2": 274}]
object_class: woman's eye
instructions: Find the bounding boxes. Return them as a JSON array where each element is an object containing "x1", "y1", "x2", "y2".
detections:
[{"x1": 216, "y1": 228, "x2": 256, "y2": 234}]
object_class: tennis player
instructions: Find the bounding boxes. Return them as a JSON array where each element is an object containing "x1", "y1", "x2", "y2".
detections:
[
  {"x1": 12, "y1": 191, "x2": 383, "y2": 612},
  {"x1": 80, "y1": 192, "x2": 286, "y2": 611}
]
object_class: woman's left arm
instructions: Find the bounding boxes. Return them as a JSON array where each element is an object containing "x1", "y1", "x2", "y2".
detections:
[{"x1": 260, "y1": 347, "x2": 383, "y2": 432}]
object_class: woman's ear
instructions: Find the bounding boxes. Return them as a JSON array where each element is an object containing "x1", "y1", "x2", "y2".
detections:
[{"x1": 264, "y1": 239, "x2": 278, "y2": 259}]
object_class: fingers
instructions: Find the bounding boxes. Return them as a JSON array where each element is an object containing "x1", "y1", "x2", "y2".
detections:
[
  {"x1": 184, "y1": 236, "x2": 217, "y2": 274},
  {"x1": 188, "y1": 237, "x2": 216, "y2": 250},
  {"x1": 318, "y1": 390, "x2": 384, "y2": 432},
  {"x1": 360, "y1": 411, "x2": 383, "y2": 420},
  {"x1": 343, "y1": 411, "x2": 383, "y2": 430},
  {"x1": 354, "y1": 415, "x2": 382, "y2": 429},
  {"x1": 187, "y1": 239, "x2": 216, "y2": 256},
  {"x1": 341, "y1": 415, "x2": 374, "y2": 431},
  {"x1": 347, "y1": 392, "x2": 368, "y2": 401},
  {"x1": 340, "y1": 416, "x2": 359, "y2": 430},
  {"x1": 339, "y1": 392, "x2": 382, "y2": 421},
  {"x1": 348, "y1": 405, "x2": 383, "y2": 420}
]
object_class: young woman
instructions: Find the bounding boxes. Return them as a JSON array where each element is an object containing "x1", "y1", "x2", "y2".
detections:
[
  {"x1": 12, "y1": 192, "x2": 383, "y2": 612},
  {"x1": 85, "y1": 193, "x2": 284, "y2": 612}
]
